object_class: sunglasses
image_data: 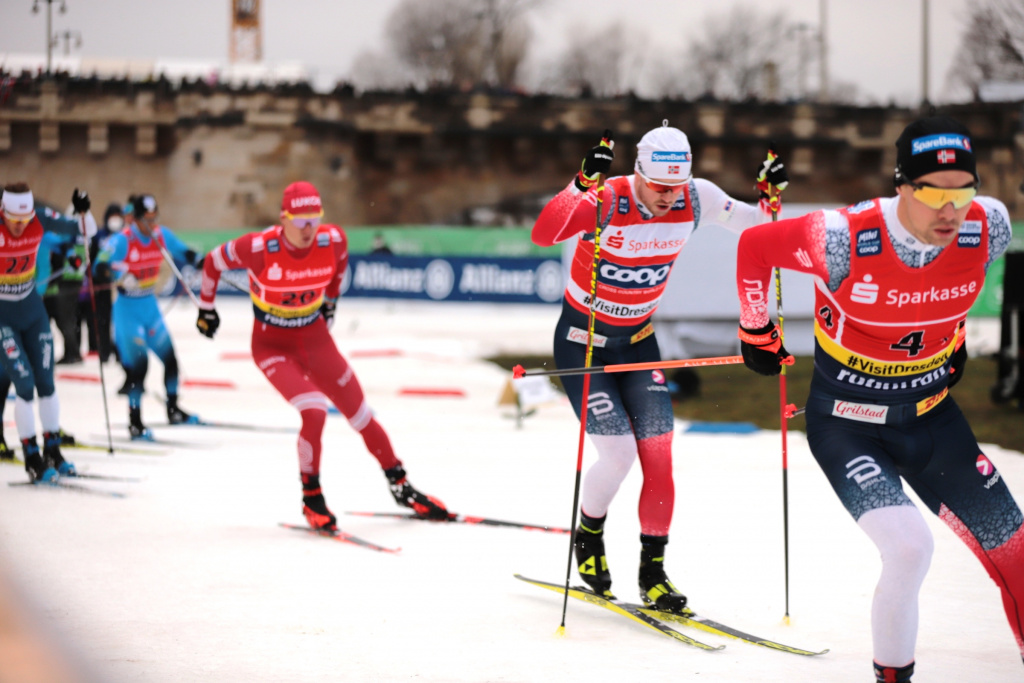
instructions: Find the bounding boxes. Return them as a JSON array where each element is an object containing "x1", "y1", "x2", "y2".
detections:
[
  {"x1": 907, "y1": 181, "x2": 978, "y2": 210},
  {"x1": 636, "y1": 170, "x2": 688, "y2": 194},
  {"x1": 3, "y1": 211, "x2": 33, "y2": 226},
  {"x1": 289, "y1": 216, "x2": 321, "y2": 229}
]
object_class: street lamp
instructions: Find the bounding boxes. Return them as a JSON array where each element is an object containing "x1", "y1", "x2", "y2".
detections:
[{"x1": 31, "y1": 0, "x2": 68, "y2": 75}]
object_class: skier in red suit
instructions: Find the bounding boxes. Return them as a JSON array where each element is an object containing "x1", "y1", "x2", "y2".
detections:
[
  {"x1": 196, "y1": 181, "x2": 448, "y2": 530},
  {"x1": 735, "y1": 116, "x2": 1022, "y2": 683}
]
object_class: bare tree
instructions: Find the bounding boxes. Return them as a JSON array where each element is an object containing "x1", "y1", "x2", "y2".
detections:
[
  {"x1": 358, "y1": 0, "x2": 538, "y2": 91},
  {"x1": 948, "y1": 0, "x2": 1024, "y2": 101},
  {"x1": 537, "y1": 22, "x2": 632, "y2": 97}
]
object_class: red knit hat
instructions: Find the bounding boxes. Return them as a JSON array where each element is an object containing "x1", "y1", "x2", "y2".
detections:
[{"x1": 281, "y1": 181, "x2": 323, "y2": 218}]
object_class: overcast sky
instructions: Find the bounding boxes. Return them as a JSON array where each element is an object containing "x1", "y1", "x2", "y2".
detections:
[{"x1": 0, "y1": 0, "x2": 972, "y2": 105}]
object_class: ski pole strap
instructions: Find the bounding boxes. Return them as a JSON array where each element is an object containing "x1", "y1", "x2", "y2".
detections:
[{"x1": 738, "y1": 325, "x2": 783, "y2": 352}]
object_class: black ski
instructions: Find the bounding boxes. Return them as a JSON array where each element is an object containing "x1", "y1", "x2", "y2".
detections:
[
  {"x1": 67, "y1": 440, "x2": 169, "y2": 456},
  {"x1": 125, "y1": 419, "x2": 297, "y2": 435},
  {"x1": 8, "y1": 480, "x2": 126, "y2": 498},
  {"x1": 90, "y1": 434, "x2": 207, "y2": 449},
  {"x1": 279, "y1": 523, "x2": 400, "y2": 553},
  {"x1": 515, "y1": 574, "x2": 722, "y2": 651},
  {"x1": 345, "y1": 511, "x2": 570, "y2": 534}
]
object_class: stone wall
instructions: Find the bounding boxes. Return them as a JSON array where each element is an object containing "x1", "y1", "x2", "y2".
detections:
[{"x1": 2, "y1": 78, "x2": 1022, "y2": 229}]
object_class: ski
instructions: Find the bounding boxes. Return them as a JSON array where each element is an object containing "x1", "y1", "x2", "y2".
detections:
[
  {"x1": 69, "y1": 471, "x2": 144, "y2": 483},
  {"x1": 67, "y1": 440, "x2": 170, "y2": 456},
  {"x1": 514, "y1": 574, "x2": 723, "y2": 651},
  {"x1": 346, "y1": 511, "x2": 570, "y2": 534},
  {"x1": 279, "y1": 523, "x2": 400, "y2": 553},
  {"x1": 90, "y1": 434, "x2": 207, "y2": 449},
  {"x1": 8, "y1": 480, "x2": 126, "y2": 498},
  {"x1": 124, "y1": 419, "x2": 297, "y2": 435},
  {"x1": 635, "y1": 607, "x2": 829, "y2": 656},
  {"x1": 0, "y1": 456, "x2": 25, "y2": 466}
]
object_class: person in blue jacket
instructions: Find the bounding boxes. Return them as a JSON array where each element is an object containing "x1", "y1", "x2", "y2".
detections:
[{"x1": 93, "y1": 194, "x2": 204, "y2": 441}]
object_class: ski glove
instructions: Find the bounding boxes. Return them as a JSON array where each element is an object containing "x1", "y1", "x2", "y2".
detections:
[
  {"x1": 321, "y1": 297, "x2": 337, "y2": 329},
  {"x1": 196, "y1": 308, "x2": 220, "y2": 339},
  {"x1": 93, "y1": 261, "x2": 112, "y2": 285},
  {"x1": 574, "y1": 129, "x2": 615, "y2": 192},
  {"x1": 71, "y1": 188, "x2": 91, "y2": 214},
  {"x1": 756, "y1": 147, "x2": 789, "y2": 215},
  {"x1": 948, "y1": 324, "x2": 968, "y2": 388},
  {"x1": 738, "y1": 322, "x2": 791, "y2": 376}
]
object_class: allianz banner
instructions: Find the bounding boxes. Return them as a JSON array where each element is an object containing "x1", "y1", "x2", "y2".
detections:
[{"x1": 341, "y1": 255, "x2": 564, "y2": 304}]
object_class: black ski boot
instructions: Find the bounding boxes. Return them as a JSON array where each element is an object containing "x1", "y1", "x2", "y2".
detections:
[
  {"x1": 58, "y1": 429, "x2": 76, "y2": 446},
  {"x1": 301, "y1": 474, "x2": 337, "y2": 532},
  {"x1": 384, "y1": 465, "x2": 449, "y2": 519},
  {"x1": 43, "y1": 431, "x2": 76, "y2": 476},
  {"x1": 638, "y1": 534, "x2": 691, "y2": 615},
  {"x1": 22, "y1": 437, "x2": 57, "y2": 483},
  {"x1": 167, "y1": 394, "x2": 199, "y2": 425},
  {"x1": 575, "y1": 512, "x2": 613, "y2": 597},
  {"x1": 129, "y1": 406, "x2": 153, "y2": 441},
  {"x1": 874, "y1": 661, "x2": 914, "y2": 682}
]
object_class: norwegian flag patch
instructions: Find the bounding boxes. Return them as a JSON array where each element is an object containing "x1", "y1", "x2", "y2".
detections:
[
  {"x1": 937, "y1": 149, "x2": 956, "y2": 164},
  {"x1": 667, "y1": 165, "x2": 680, "y2": 174}
]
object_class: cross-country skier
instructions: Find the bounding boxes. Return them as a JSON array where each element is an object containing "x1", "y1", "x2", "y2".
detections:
[
  {"x1": 0, "y1": 183, "x2": 96, "y2": 480},
  {"x1": 531, "y1": 122, "x2": 786, "y2": 613},
  {"x1": 734, "y1": 115, "x2": 1023, "y2": 683},
  {"x1": 194, "y1": 181, "x2": 448, "y2": 531},
  {"x1": 92, "y1": 194, "x2": 204, "y2": 440}
]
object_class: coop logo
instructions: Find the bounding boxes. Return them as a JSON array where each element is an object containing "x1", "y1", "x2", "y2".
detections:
[
  {"x1": 911, "y1": 134, "x2": 971, "y2": 155},
  {"x1": 856, "y1": 228, "x2": 881, "y2": 256},
  {"x1": 651, "y1": 151, "x2": 691, "y2": 162},
  {"x1": 599, "y1": 263, "x2": 670, "y2": 287},
  {"x1": 850, "y1": 275, "x2": 879, "y2": 304},
  {"x1": 958, "y1": 221, "x2": 982, "y2": 248}
]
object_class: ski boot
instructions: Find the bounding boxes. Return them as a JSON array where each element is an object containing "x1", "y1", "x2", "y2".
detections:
[
  {"x1": 575, "y1": 513, "x2": 613, "y2": 597},
  {"x1": 167, "y1": 394, "x2": 200, "y2": 425},
  {"x1": 638, "y1": 534, "x2": 691, "y2": 615},
  {"x1": 22, "y1": 437, "x2": 57, "y2": 483},
  {"x1": 0, "y1": 437, "x2": 13, "y2": 461},
  {"x1": 43, "y1": 431, "x2": 76, "y2": 476},
  {"x1": 874, "y1": 661, "x2": 914, "y2": 683},
  {"x1": 58, "y1": 428, "x2": 76, "y2": 446},
  {"x1": 384, "y1": 465, "x2": 449, "y2": 520},
  {"x1": 129, "y1": 406, "x2": 154, "y2": 441},
  {"x1": 301, "y1": 474, "x2": 337, "y2": 532}
]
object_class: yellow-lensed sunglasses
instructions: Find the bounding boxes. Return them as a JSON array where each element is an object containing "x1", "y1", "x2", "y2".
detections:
[{"x1": 907, "y1": 180, "x2": 978, "y2": 210}]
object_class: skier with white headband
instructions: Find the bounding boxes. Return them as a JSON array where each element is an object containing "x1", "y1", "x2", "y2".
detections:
[
  {"x1": 0, "y1": 182, "x2": 97, "y2": 482},
  {"x1": 531, "y1": 123, "x2": 787, "y2": 612}
]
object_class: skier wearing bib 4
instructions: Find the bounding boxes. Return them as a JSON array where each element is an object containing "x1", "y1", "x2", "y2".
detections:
[
  {"x1": 195, "y1": 181, "x2": 448, "y2": 531},
  {"x1": 532, "y1": 123, "x2": 786, "y2": 612},
  {"x1": 735, "y1": 116, "x2": 1022, "y2": 683}
]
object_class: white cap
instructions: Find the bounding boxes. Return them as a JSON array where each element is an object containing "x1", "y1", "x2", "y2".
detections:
[
  {"x1": 1, "y1": 190, "x2": 34, "y2": 217},
  {"x1": 635, "y1": 122, "x2": 692, "y2": 185}
]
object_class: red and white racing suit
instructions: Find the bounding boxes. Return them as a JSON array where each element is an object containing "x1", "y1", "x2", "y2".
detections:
[
  {"x1": 200, "y1": 224, "x2": 400, "y2": 478},
  {"x1": 534, "y1": 175, "x2": 769, "y2": 535}
]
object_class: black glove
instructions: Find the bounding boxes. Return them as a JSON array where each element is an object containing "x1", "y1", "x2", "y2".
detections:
[
  {"x1": 183, "y1": 249, "x2": 203, "y2": 268},
  {"x1": 71, "y1": 188, "x2": 91, "y2": 214},
  {"x1": 756, "y1": 146, "x2": 789, "y2": 214},
  {"x1": 68, "y1": 253, "x2": 83, "y2": 270},
  {"x1": 94, "y1": 261, "x2": 112, "y2": 285},
  {"x1": 196, "y1": 308, "x2": 220, "y2": 339},
  {"x1": 948, "y1": 341, "x2": 967, "y2": 388},
  {"x1": 574, "y1": 129, "x2": 615, "y2": 192},
  {"x1": 321, "y1": 298, "x2": 337, "y2": 330},
  {"x1": 50, "y1": 251, "x2": 66, "y2": 271},
  {"x1": 738, "y1": 322, "x2": 791, "y2": 376}
]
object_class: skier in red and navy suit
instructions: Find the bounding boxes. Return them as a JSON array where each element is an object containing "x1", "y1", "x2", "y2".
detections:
[
  {"x1": 532, "y1": 123, "x2": 785, "y2": 613},
  {"x1": 196, "y1": 181, "x2": 448, "y2": 531},
  {"x1": 735, "y1": 116, "x2": 1023, "y2": 683}
]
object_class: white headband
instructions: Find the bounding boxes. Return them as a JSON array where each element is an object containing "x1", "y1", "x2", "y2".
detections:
[{"x1": 1, "y1": 190, "x2": 34, "y2": 217}]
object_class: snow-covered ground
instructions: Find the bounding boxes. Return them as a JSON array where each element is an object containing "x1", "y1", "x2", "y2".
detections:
[{"x1": 1, "y1": 297, "x2": 1022, "y2": 683}]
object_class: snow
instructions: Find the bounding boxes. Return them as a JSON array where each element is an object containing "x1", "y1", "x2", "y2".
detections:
[{"x1": 1, "y1": 297, "x2": 1022, "y2": 683}]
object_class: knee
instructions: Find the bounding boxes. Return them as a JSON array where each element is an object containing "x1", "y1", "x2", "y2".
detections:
[
  {"x1": 300, "y1": 407, "x2": 327, "y2": 433},
  {"x1": 885, "y1": 527, "x2": 934, "y2": 579}
]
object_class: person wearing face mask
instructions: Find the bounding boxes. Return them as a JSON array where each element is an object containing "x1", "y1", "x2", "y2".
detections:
[
  {"x1": 531, "y1": 123, "x2": 785, "y2": 614},
  {"x1": 92, "y1": 194, "x2": 204, "y2": 440},
  {"x1": 733, "y1": 115, "x2": 1022, "y2": 683},
  {"x1": 195, "y1": 181, "x2": 449, "y2": 532}
]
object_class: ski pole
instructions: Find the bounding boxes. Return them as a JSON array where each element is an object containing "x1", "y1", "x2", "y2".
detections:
[
  {"x1": 155, "y1": 239, "x2": 203, "y2": 309},
  {"x1": 77, "y1": 209, "x2": 115, "y2": 455},
  {"x1": 559, "y1": 129, "x2": 613, "y2": 637},
  {"x1": 514, "y1": 354, "x2": 756, "y2": 380}
]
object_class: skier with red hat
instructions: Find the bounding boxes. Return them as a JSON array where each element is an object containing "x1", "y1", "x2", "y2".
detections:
[{"x1": 196, "y1": 181, "x2": 449, "y2": 530}]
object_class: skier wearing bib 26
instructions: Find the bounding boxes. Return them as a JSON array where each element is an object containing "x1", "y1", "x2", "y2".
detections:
[
  {"x1": 735, "y1": 116, "x2": 1022, "y2": 683},
  {"x1": 531, "y1": 123, "x2": 786, "y2": 613},
  {"x1": 195, "y1": 181, "x2": 448, "y2": 531},
  {"x1": 0, "y1": 183, "x2": 96, "y2": 481},
  {"x1": 92, "y1": 194, "x2": 204, "y2": 441}
]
